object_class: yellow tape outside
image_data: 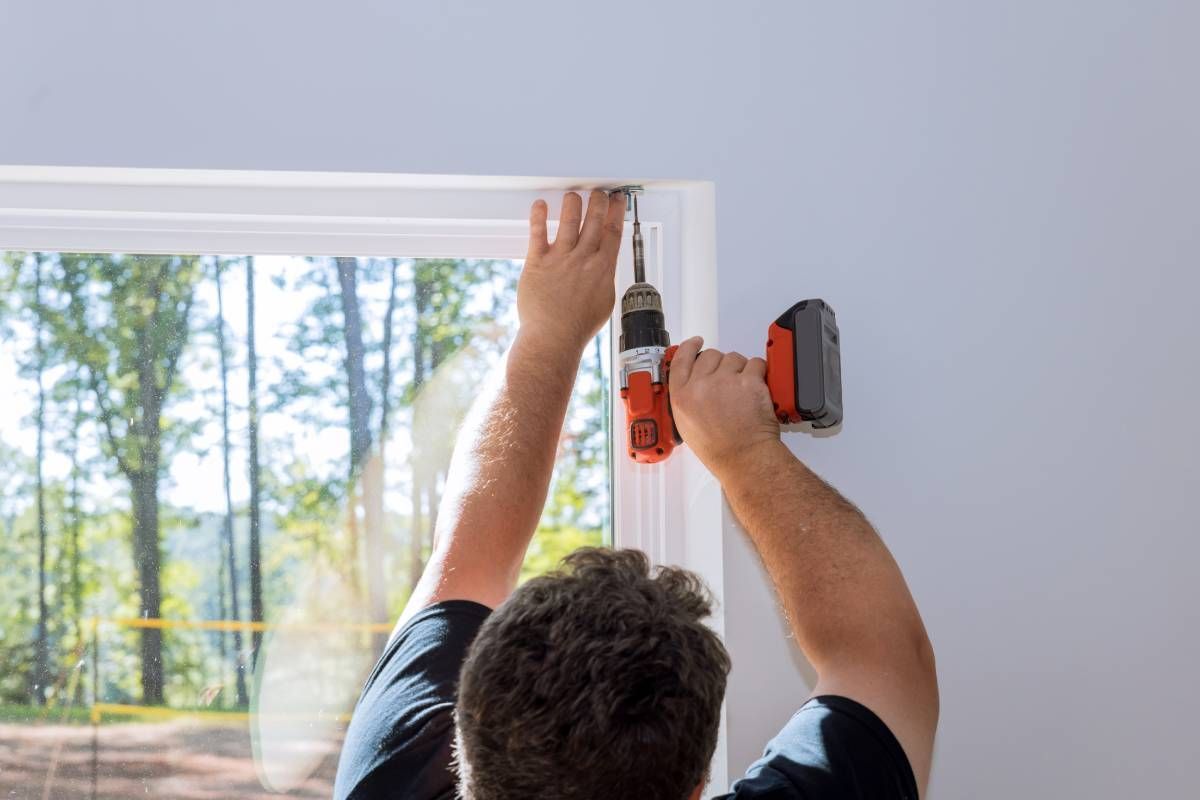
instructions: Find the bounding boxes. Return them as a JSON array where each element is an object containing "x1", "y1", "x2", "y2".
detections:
[
  {"x1": 87, "y1": 616, "x2": 383, "y2": 724},
  {"x1": 90, "y1": 703, "x2": 353, "y2": 725},
  {"x1": 91, "y1": 617, "x2": 392, "y2": 633}
]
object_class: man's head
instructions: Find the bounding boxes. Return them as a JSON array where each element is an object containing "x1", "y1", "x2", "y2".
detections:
[{"x1": 455, "y1": 547, "x2": 730, "y2": 800}]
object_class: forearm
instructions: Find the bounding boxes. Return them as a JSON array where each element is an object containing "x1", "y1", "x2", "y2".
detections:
[
  {"x1": 668, "y1": 335, "x2": 937, "y2": 793},
  {"x1": 396, "y1": 189, "x2": 623, "y2": 627},
  {"x1": 717, "y1": 441, "x2": 932, "y2": 676},
  {"x1": 400, "y1": 330, "x2": 580, "y2": 620}
]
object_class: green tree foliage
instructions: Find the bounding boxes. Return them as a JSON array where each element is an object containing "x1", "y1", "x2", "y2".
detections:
[
  {"x1": 1, "y1": 254, "x2": 102, "y2": 707},
  {"x1": 272, "y1": 258, "x2": 514, "y2": 609},
  {"x1": 0, "y1": 252, "x2": 609, "y2": 719},
  {"x1": 41, "y1": 253, "x2": 202, "y2": 704},
  {"x1": 0, "y1": 441, "x2": 39, "y2": 704}
]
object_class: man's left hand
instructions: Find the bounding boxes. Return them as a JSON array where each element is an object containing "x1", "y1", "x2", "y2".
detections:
[{"x1": 517, "y1": 190, "x2": 626, "y2": 352}]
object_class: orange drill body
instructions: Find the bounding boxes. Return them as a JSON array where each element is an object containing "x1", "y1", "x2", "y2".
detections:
[
  {"x1": 615, "y1": 275, "x2": 679, "y2": 464},
  {"x1": 616, "y1": 189, "x2": 681, "y2": 465},
  {"x1": 619, "y1": 344, "x2": 680, "y2": 464}
]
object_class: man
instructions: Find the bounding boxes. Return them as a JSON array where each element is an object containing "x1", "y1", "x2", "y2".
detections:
[{"x1": 334, "y1": 191, "x2": 938, "y2": 799}]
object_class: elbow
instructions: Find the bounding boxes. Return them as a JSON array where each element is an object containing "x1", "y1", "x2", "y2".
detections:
[
  {"x1": 912, "y1": 625, "x2": 936, "y2": 676},
  {"x1": 911, "y1": 626, "x2": 940, "y2": 720}
]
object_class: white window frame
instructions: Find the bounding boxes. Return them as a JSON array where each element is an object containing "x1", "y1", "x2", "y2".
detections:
[{"x1": 0, "y1": 165, "x2": 730, "y2": 791}]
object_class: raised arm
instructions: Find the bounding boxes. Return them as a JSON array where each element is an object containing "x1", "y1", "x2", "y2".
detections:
[
  {"x1": 668, "y1": 338, "x2": 939, "y2": 795},
  {"x1": 395, "y1": 190, "x2": 625, "y2": 630}
]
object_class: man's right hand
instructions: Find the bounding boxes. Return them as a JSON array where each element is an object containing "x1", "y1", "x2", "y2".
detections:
[
  {"x1": 668, "y1": 336, "x2": 782, "y2": 477},
  {"x1": 671, "y1": 338, "x2": 939, "y2": 797}
]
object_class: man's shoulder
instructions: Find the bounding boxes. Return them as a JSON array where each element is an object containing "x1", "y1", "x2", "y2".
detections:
[
  {"x1": 719, "y1": 696, "x2": 918, "y2": 800},
  {"x1": 333, "y1": 600, "x2": 491, "y2": 800}
]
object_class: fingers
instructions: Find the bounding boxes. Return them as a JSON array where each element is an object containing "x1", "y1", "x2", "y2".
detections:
[
  {"x1": 719, "y1": 352, "x2": 748, "y2": 373},
  {"x1": 692, "y1": 348, "x2": 724, "y2": 378},
  {"x1": 669, "y1": 336, "x2": 704, "y2": 389},
  {"x1": 598, "y1": 191, "x2": 626, "y2": 260},
  {"x1": 528, "y1": 199, "x2": 550, "y2": 257},
  {"x1": 548, "y1": 190, "x2": 625, "y2": 255},
  {"x1": 576, "y1": 189, "x2": 610, "y2": 252},
  {"x1": 670, "y1": 341, "x2": 754, "y2": 385},
  {"x1": 551, "y1": 192, "x2": 583, "y2": 251}
]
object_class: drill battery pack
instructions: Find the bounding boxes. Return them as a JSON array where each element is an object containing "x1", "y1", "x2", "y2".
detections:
[{"x1": 766, "y1": 299, "x2": 843, "y2": 429}]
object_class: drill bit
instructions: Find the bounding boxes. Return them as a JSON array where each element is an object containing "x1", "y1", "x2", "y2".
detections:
[{"x1": 631, "y1": 192, "x2": 646, "y2": 284}]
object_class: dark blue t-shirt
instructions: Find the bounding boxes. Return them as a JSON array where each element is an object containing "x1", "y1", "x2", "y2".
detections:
[{"x1": 334, "y1": 600, "x2": 917, "y2": 799}]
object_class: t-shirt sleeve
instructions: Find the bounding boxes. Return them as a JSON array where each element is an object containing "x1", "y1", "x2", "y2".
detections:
[
  {"x1": 333, "y1": 600, "x2": 492, "y2": 800},
  {"x1": 726, "y1": 695, "x2": 919, "y2": 799}
]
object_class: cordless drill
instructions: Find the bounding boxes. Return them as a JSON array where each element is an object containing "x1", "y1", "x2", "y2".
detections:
[{"x1": 618, "y1": 192, "x2": 843, "y2": 465}]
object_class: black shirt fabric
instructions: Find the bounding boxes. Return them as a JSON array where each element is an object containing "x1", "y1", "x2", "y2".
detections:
[{"x1": 334, "y1": 600, "x2": 918, "y2": 800}]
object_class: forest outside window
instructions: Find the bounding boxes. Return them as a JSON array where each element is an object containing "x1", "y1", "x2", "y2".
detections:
[{"x1": 0, "y1": 250, "x2": 611, "y2": 797}]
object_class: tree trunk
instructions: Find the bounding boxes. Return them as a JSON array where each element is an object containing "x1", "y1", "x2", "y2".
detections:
[
  {"x1": 246, "y1": 255, "x2": 264, "y2": 664},
  {"x1": 362, "y1": 454, "x2": 387, "y2": 653},
  {"x1": 216, "y1": 257, "x2": 250, "y2": 706},
  {"x1": 409, "y1": 472, "x2": 424, "y2": 593},
  {"x1": 345, "y1": 482, "x2": 361, "y2": 596},
  {"x1": 594, "y1": 334, "x2": 612, "y2": 543},
  {"x1": 216, "y1": 530, "x2": 228, "y2": 705},
  {"x1": 408, "y1": 265, "x2": 429, "y2": 593},
  {"x1": 379, "y1": 260, "x2": 400, "y2": 441},
  {"x1": 426, "y1": 481, "x2": 440, "y2": 553},
  {"x1": 69, "y1": 376, "x2": 85, "y2": 704},
  {"x1": 336, "y1": 257, "x2": 381, "y2": 636},
  {"x1": 131, "y1": 295, "x2": 170, "y2": 706},
  {"x1": 130, "y1": 469, "x2": 164, "y2": 704},
  {"x1": 57, "y1": 253, "x2": 197, "y2": 708},
  {"x1": 32, "y1": 253, "x2": 49, "y2": 706},
  {"x1": 335, "y1": 258, "x2": 373, "y2": 475},
  {"x1": 422, "y1": 332, "x2": 448, "y2": 574},
  {"x1": 363, "y1": 259, "x2": 400, "y2": 651}
]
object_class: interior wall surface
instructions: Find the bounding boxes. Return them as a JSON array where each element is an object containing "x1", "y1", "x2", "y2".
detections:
[{"x1": 3, "y1": 2, "x2": 1198, "y2": 796}]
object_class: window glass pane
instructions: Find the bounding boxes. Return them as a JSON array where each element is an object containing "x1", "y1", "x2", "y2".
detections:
[{"x1": 0, "y1": 251, "x2": 610, "y2": 797}]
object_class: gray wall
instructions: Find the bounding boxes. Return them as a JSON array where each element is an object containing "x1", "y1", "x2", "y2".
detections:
[{"x1": 4, "y1": 1, "x2": 1198, "y2": 796}]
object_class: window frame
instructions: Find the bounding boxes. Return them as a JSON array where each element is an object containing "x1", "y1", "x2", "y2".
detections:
[{"x1": 0, "y1": 165, "x2": 728, "y2": 791}]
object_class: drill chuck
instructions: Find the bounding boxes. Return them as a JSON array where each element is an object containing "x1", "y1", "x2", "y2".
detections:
[{"x1": 619, "y1": 282, "x2": 669, "y2": 352}]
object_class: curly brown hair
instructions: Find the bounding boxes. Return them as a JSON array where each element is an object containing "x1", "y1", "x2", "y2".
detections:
[{"x1": 454, "y1": 547, "x2": 730, "y2": 800}]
